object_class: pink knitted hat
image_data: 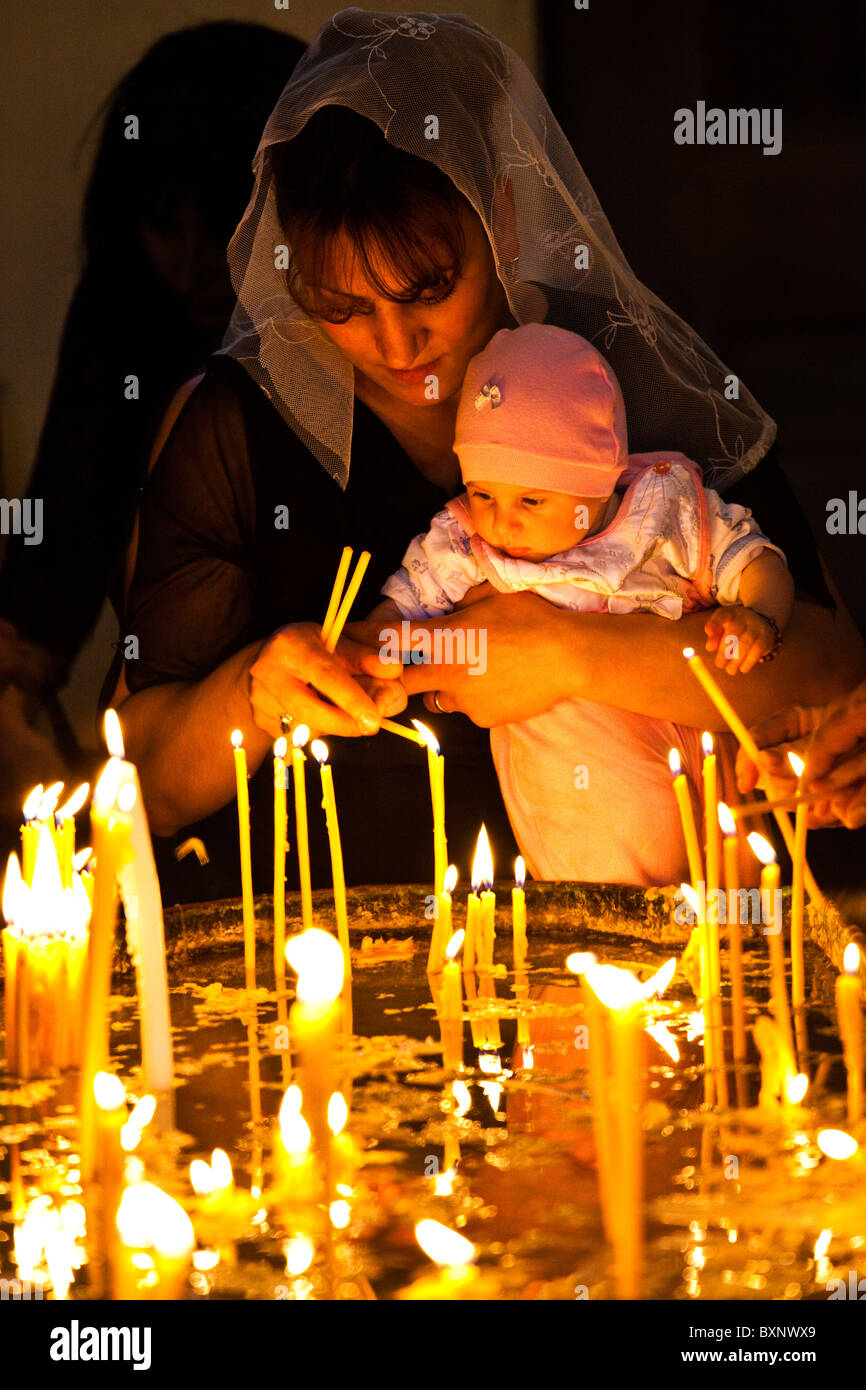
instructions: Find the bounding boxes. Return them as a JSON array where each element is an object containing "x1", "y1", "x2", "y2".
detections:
[{"x1": 454, "y1": 323, "x2": 629, "y2": 497}]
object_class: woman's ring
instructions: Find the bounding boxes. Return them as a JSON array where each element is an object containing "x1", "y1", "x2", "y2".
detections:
[
  {"x1": 432, "y1": 691, "x2": 447, "y2": 714},
  {"x1": 280, "y1": 714, "x2": 295, "y2": 736}
]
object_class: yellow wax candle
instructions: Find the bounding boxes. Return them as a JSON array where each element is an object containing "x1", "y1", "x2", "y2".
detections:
[
  {"x1": 480, "y1": 890, "x2": 496, "y2": 970},
  {"x1": 114, "y1": 1181, "x2": 195, "y2": 1301},
  {"x1": 412, "y1": 721, "x2": 447, "y2": 898},
  {"x1": 668, "y1": 748, "x2": 703, "y2": 888},
  {"x1": 718, "y1": 804, "x2": 746, "y2": 1066},
  {"x1": 512, "y1": 857, "x2": 528, "y2": 972},
  {"x1": 273, "y1": 737, "x2": 288, "y2": 1001},
  {"x1": 787, "y1": 752, "x2": 810, "y2": 1070},
  {"x1": 836, "y1": 943, "x2": 863, "y2": 1125},
  {"x1": 701, "y1": 735, "x2": 727, "y2": 1105},
  {"x1": 285, "y1": 929, "x2": 344, "y2": 1160},
  {"x1": 310, "y1": 740, "x2": 352, "y2": 1036},
  {"x1": 93, "y1": 1071, "x2": 127, "y2": 1284},
  {"x1": 581, "y1": 983, "x2": 617, "y2": 1244},
  {"x1": 438, "y1": 930, "x2": 464, "y2": 1071},
  {"x1": 79, "y1": 759, "x2": 134, "y2": 1182},
  {"x1": 472, "y1": 825, "x2": 495, "y2": 968},
  {"x1": 681, "y1": 882, "x2": 714, "y2": 1106},
  {"x1": 748, "y1": 832, "x2": 795, "y2": 1066},
  {"x1": 231, "y1": 730, "x2": 257, "y2": 992},
  {"x1": 683, "y1": 646, "x2": 822, "y2": 904},
  {"x1": 55, "y1": 784, "x2": 89, "y2": 890},
  {"x1": 464, "y1": 892, "x2": 480, "y2": 973},
  {"x1": 290, "y1": 726, "x2": 314, "y2": 933},
  {"x1": 428, "y1": 864, "x2": 457, "y2": 975}
]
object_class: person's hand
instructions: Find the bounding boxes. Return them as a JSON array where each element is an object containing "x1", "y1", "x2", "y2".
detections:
[
  {"x1": 801, "y1": 683, "x2": 866, "y2": 829},
  {"x1": 351, "y1": 592, "x2": 574, "y2": 728},
  {"x1": 249, "y1": 621, "x2": 405, "y2": 741},
  {"x1": 704, "y1": 604, "x2": 777, "y2": 674},
  {"x1": 734, "y1": 703, "x2": 824, "y2": 795}
]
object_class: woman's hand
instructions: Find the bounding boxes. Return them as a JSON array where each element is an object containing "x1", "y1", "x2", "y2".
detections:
[{"x1": 249, "y1": 621, "x2": 406, "y2": 741}]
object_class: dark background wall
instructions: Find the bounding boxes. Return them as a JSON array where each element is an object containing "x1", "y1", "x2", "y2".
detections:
[{"x1": 539, "y1": 0, "x2": 865, "y2": 629}]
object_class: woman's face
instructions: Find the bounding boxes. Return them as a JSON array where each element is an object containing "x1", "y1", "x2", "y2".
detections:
[{"x1": 292, "y1": 205, "x2": 514, "y2": 407}]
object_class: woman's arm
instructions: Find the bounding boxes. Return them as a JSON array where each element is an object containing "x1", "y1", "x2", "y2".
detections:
[{"x1": 383, "y1": 576, "x2": 866, "y2": 729}]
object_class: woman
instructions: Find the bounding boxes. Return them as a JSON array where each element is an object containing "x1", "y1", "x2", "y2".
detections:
[{"x1": 115, "y1": 11, "x2": 863, "y2": 901}]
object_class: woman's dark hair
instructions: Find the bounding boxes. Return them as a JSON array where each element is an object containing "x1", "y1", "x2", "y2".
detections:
[
  {"x1": 82, "y1": 21, "x2": 306, "y2": 265},
  {"x1": 270, "y1": 106, "x2": 470, "y2": 319}
]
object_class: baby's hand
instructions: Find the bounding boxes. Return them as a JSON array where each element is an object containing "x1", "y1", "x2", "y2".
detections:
[{"x1": 703, "y1": 605, "x2": 777, "y2": 675}]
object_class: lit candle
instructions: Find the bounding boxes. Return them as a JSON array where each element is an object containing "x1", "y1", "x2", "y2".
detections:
[
  {"x1": 583, "y1": 963, "x2": 646, "y2": 1300},
  {"x1": 92, "y1": 1071, "x2": 127, "y2": 1286},
  {"x1": 291, "y1": 725, "x2": 314, "y2": 933},
  {"x1": 512, "y1": 857, "x2": 528, "y2": 971},
  {"x1": 114, "y1": 1181, "x2": 195, "y2": 1300},
  {"x1": 103, "y1": 711, "x2": 173, "y2": 1098},
  {"x1": 701, "y1": 734, "x2": 727, "y2": 1106},
  {"x1": 310, "y1": 740, "x2": 351, "y2": 1032},
  {"x1": 412, "y1": 720, "x2": 447, "y2": 899},
  {"x1": 79, "y1": 760, "x2": 135, "y2": 1182},
  {"x1": 748, "y1": 832, "x2": 795, "y2": 1067},
  {"x1": 55, "y1": 784, "x2": 89, "y2": 890},
  {"x1": 399, "y1": 1219, "x2": 498, "y2": 1299},
  {"x1": 231, "y1": 729, "x2": 257, "y2": 992},
  {"x1": 836, "y1": 943, "x2": 863, "y2": 1125},
  {"x1": 272, "y1": 1084, "x2": 317, "y2": 1203},
  {"x1": 438, "y1": 930, "x2": 465, "y2": 1073},
  {"x1": 285, "y1": 929, "x2": 344, "y2": 1161},
  {"x1": 683, "y1": 647, "x2": 821, "y2": 903},
  {"x1": 273, "y1": 737, "x2": 288, "y2": 1005},
  {"x1": 787, "y1": 751, "x2": 810, "y2": 1071},
  {"x1": 668, "y1": 748, "x2": 703, "y2": 889},
  {"x1": 20, "y1": 785, "x2": 44, "y2": 886},
  {"x1": 473, "y1": 825, "x2": 495, "y2": 970},
  {"x1": 428, "y1": 864, "x2": 457, "y2": 975},
  {"x1": 718, "y1": 803, "x2": 747, "y2": 1069}
]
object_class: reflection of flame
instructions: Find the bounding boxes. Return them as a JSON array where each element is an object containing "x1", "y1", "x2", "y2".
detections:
[
  {"x1": 701, "y1": 731, "x2": 714, "y2": 758},
  {"x1": 471, "y1": 825, "x2": 493, "y2": 889},
  {"x1": 680, "y1": 883, "x2": 700, "y2": 917},
  {"x1": 433, "y1": 1168, "x2": 456, "y2": 1196},
  {"x1": 717, "y1": 802, "x2": 736, "y2": 837},
  {"x1": 584, "y1": 963, "x2": 645, "y2": 1011},
  {"x1": 190, "y1": 1149, "x2": 233, "y2": 1195},
  {"x1": 284, "y1": 1234, "x2": 314, "y2": 1275},
  {"x1": 646, "y1": 1022, "x2": 679, "y2": 1061},
  {"x1": 814, "y1": 1228, "x2": 832, "y2": 1259},
  {"x1": 478, "y1": 1053, "x2": 502, "y2": 1075},
  {"x1": 844, "y1": 943, "x2": 860, "y2": 976},
  {"x1": 786, "y1": 1073, "x2": 809, "y2": 1104},
  {"x1": 285, "y1": 928, "x2": 344, "y2": 1005},
  {"x1": 668, "y1": 747, "x2": 682, "y2": 777},
  {"x1": 116, "y1": 1182, "x2": 195, "y2": 1258},
  {"x1": 817, "y1": 1130, "x2": 858, "y2": 1161},
  {"x1": 279, "y1": 1088, "x2": 312, "y2": 1157},
  {"x1": 410, "y1": 719, "x2": 440, "y2": 756},
  {"x1": 480, "y1": 1080, "x2": 503, "y2": 1113},
  {"x1": 328, "y1": 1092, "x2": 348, "y2": 1136},
  {"x1": 104, "y1": 708, "x2": 125, "y2": 759},
  {"x1": 565, "y1": 951, "x2": 597, "y2": 975},
  {"x1": 642, "y1": 958, "x2": 676, "y2": 1000},
  {"x1": 451, "y1": 1081, "x2": 472, "y2": 1118},
  {"x1": 686, "y1": 1011, "x2": 705, "y2": 1041},
  {"x1": 787, "y1": 751, "x2": 805, "y2": 779},
  {"x1": 330, "y1": 1200, "x2": 351, "y2": 1229},
  {"x1": 93, "y1": 1072, "x2": 125, "y2": 1111},
  {"x1": 444, "y1": 864, "x2": 458, "y2": 896},
  {"x1": 416, "y1": 1219, "x2": 475, "y2": 1268},
  {"x1": 747, "y1": 832, "x2": 775, "y2": 867}
]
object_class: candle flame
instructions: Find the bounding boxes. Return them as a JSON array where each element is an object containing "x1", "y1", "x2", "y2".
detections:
[
  {"x1": 284, "y1": 1234, "x2": 314, "y2": 1276},
  {"x1": 747, "y1": 832, "x2": 776, "y2": 867},
  {"x1": 310, "y1": 739, "x2": 329, "y2": 765},
  {"x1": 451, "y1": 1080, "x2": 472, "y2": 1117},
  {"x1": 292, "y1": 724, "x2": 310, "y2": 749},
  {"x1": 717, "y1": 802, "x2": 736, "y2": 837},
  {"x1": 584, "y1": 962, "x2": 645, "y2": 1011},
  {"x1": 645, "y1": 1022, "x2": 680, "y2": 1061},
  {"x1": 37, "y1": 783, "x2": 64, "y2": 821},
  {"x1": 565, "y1": 951, "x2": 597, "y2": 975},
  {"x1": 514, "y1": 856, "x2": 525, "y2": 889},
  {"x1": 415, "y1": 1218, "x2": 476, "y2": 1268},
  {"x1": 478, "y1": 1052, "x2": 502, "y2": 1075},
  {"x1": 56, "y1": 783, "x2": 89, "y2": 821},
  {"x1": 814, "y1": 1229, "x2": 832, "y2": 1259},
  {"x1": 211, "y1": 1149, "x2": 233, "y2": 1191},
  {"x1": 444, "y1": 929, "x2": 465, "y2": 961},
  {"x1": 642, "y1": 957, "x2": 676, "y2": 1000},
  {"x1": 274, "y1": 736, "x2": 287, "y2": 759},
  {"x1": 787, "y1": 751, "x2": 805, "y2": 779},
  {"x1": 680, "y1": 882, "x2": 700, "y2": 915},
  {"x1": 72, "y1": 847, "x2": 92, "y2": 872},
  {"x1": 701, "y1": 731, "x2": 714, "y2": 757},
  {"x1": 683, "y1": 647, "x2": 696, "y2": 660},
  {"x1": 328, "y1": 1092, "x2": 349, "y2": 1136},
  {"x1": 104, "y1": 708, "x2": 125, "y2": 759},
  {"x1": 279, "y1": 1104, "x2": 312, "y2": 1157},
  {"x1": 330, "y1": 1200, "x2": 351, "y2": 1229},
  {"x1": 668, "y1": 747, "x2": 682, "y2": 777},
  {"x1": 844, "y1": 943, "x2": 860, "y2": 976},
  {"x1": 30, "y1": 827, "x2": 65, "y2": 934},
  {"x1": 93, "y1": 1072, "x2": 125, "y2": 1111},
  {"x1": 231, "y1": 728, "x2": 243, "y2": 749},
  {"x1": 411, "y1": 719, "x2": 440, "y2": 756},
  {"x1": 471, "y1": 825, "x2": 493, "y2": 890},
  {"x1": 2, "y1": 852, "x2": 24, "y2": 926},
  {"x1": 444, "y1": 864, "x2": 458, "y2": 896},
  {"x1": 128, "y1": 1095, "x2": 156, "y2": 1130},
  {"x1": 116, "y1": 1182, "x2": 195, "y2": 1258},
  {"x1": 817, "y1": 1129, "x2": 859, "y2": 1161},
  {"x1": 786, "y1": 1073, "x2": 809, "y2": 1104},
  {"x1": 285, "y1": 928, "x2": 344, "y2": 1004},
  {"x1": 193, "y1": 1249, "x2": 220, "y2": 1272},
  {"x1": 22, "y1": 785, "x2": 44, "y2": 821}
]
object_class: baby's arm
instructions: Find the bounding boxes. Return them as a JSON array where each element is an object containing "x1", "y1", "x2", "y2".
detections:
[
  {"x1": 704, "y1": 550, "x2": 794, "y2": 675},
  {"x1": 378, "y1": 507, "x2": 484, "y2": 619}
]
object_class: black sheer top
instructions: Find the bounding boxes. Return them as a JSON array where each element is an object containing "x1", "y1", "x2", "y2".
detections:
[{"x1": 123, "y1": 354, "x2": 831, "y2": 904}]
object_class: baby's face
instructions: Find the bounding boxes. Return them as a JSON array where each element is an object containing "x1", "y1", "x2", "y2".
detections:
[{"x1": 465, "y1": 479, "x2": 609, "y2": 561}]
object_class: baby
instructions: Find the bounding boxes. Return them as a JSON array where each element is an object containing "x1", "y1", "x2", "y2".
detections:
[{"x1": 374, "y1": 323, "x2": 793, "y2": 882}]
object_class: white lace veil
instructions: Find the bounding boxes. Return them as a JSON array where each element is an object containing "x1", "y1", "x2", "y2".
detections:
[{"x1": 220, "y1": 8, "x2": 775, "y2": 491}]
